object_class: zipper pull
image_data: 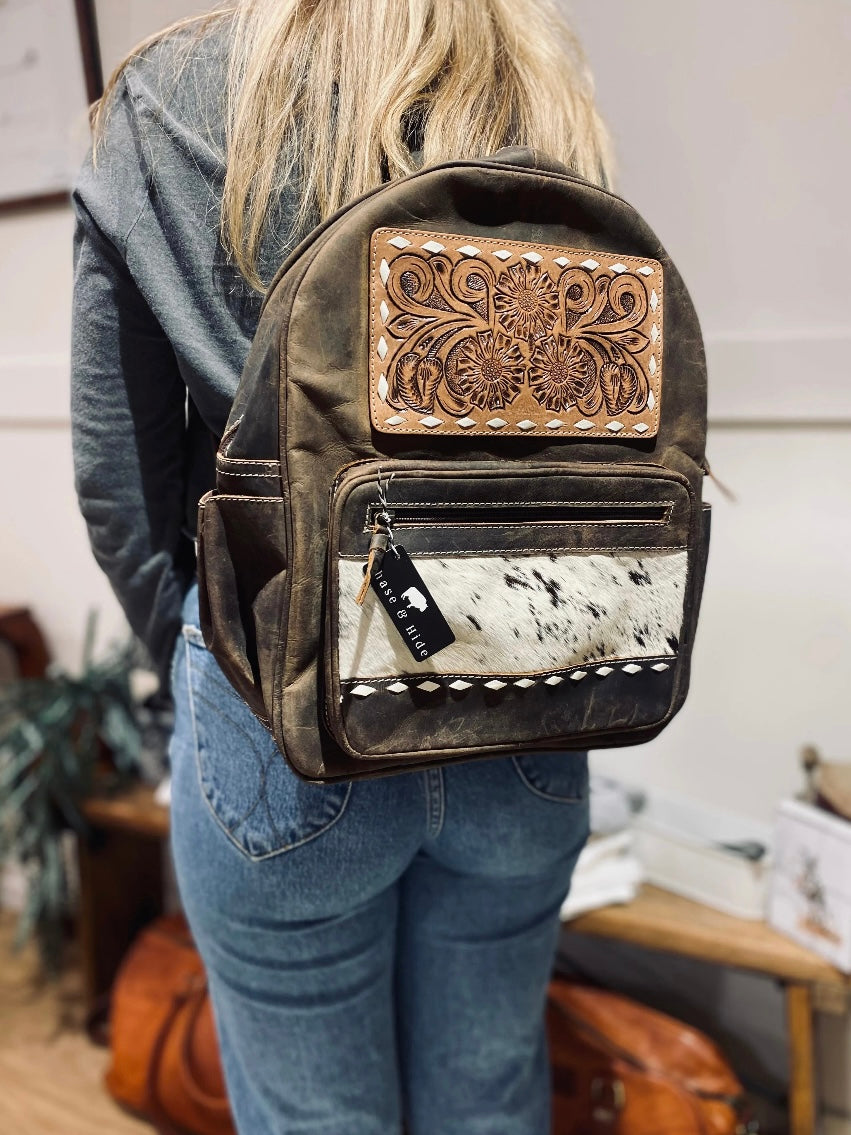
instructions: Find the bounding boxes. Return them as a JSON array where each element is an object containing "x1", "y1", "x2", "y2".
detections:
[
  {"x1": 355, "y1": 519, "x2": 392, "y2": 605},
  {"x1": 355, "y1": 468, "x2": 400, "y2": 606},
  {"x1": 702, "y1": 457, "x2": 737, "y2": 503}
]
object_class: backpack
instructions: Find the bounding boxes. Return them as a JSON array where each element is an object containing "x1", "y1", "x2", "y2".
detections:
[{"x1": 197, "y1": 148, "x2": 710, "y2": 782}]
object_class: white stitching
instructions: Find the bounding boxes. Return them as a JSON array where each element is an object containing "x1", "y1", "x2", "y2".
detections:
[
  {"x1": 365, "y1": 523, "x2": 670, "y2": 532},
  {"x1": 339, "y1": 655, "x2": 675, "y2": 685},
  {"x1": 217, "y1": 471, "x2": 283, "y2": 478},
  {"x1": 200, "y1": 496, "x2": 285, "y2": 505},
  {"x1": 362, "y1": 499, "x2": 673, "y2": 508},
  {"x1": 218, "y1": 458, "x2": 280, "y2": 468},
  {"x1": 377, "y1": 422, "x2": 659, "y2": 438},
  {"x1": 338, "y1": 545, "x2": 688, "y2": 557},
  {"x1": 374, "y1": 227, "x2": 663, "y2": 275}
]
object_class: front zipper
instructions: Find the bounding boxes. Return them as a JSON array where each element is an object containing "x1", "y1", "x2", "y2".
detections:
[{"x1": 366, "y1": 501, "x2": 670, "y2": 529}]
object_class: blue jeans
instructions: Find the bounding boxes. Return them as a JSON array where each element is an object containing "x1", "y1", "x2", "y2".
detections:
[{"x1": 169, "y1": 583, "x2": 589, "y2": 1135}]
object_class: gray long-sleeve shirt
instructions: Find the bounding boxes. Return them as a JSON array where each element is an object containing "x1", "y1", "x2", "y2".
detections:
[{"x1": 71, "y1": 26, "x2": 307, "y2": 680}]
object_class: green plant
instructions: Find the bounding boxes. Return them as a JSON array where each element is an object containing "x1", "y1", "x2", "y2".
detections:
[{"x1": 0, "y1": 615, "x2": 140, "y2": 974}]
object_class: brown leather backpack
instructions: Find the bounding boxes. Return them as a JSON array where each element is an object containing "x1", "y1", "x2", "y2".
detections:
[
  {"x1": 105, "y1": 914, "x2": 235, "y2": 1135},
  {"x1": 548, "y1": 979, "x2": 754, "y2": 1134},
  {"x1": 197, "y1": 147, "x2": 710, "y2": 781}
]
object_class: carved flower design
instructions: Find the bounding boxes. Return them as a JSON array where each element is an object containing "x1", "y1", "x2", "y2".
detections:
[
  {"x1": 528, "y1": 333, "x2": 599, "y2": 413},
  {"x1": 493, "y1": 262, "x2": 559, "y2": 340},
  {"x1": 455, "y1": 330, "x2": 525, "y2": 410}
]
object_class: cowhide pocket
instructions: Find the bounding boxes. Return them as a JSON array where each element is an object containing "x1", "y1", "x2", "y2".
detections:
[{"x1": 324, "y1": 459, "x2": 700, "y2": 762}]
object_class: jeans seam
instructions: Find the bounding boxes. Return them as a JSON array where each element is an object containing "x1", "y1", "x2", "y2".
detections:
[
  {"x1": 424, "y1": 768, "x2": 445, "y2": 838},
  {"x1": 510, "y1": 754, "x2": 588, "y2": 803}
]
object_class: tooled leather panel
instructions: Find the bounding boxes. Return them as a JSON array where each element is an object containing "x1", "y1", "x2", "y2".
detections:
[{"x1": 369, "y1": 229, "x2": 663, "y2": 439}]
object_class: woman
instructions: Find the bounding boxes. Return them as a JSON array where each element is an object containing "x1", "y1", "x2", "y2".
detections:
[{"x1": 72, "y1": 3, "x2": 612, "y2": 1132}]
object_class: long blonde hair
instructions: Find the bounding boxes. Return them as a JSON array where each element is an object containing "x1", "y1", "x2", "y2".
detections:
[{"x1": 95, "y1": 0, "x2": 613, "y2": 290}]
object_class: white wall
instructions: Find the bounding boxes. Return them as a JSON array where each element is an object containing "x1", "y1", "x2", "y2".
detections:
[
  {"x1": 568, "y1": 0, "x2": 851, "y2": 1118},
  {"x1": 0, "y1": 1, "x2": 212, "y2": 667},
  {"x1": 598, "y1": 427, "x2": 850, "y2": 822},
  {"x1": 95, "y1": 0, "x2": 214, "y2": 77},
  {"x1": 0, "y1": 197, "x2": 125, "y2": 666},
  {"x1": 568, "y1": 0, "x2": 851, "y2": 821}
]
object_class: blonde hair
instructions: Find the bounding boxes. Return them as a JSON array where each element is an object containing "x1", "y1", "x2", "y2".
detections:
[{"x1": 95, "y1": 0, "x2": 613, "y2": 290}]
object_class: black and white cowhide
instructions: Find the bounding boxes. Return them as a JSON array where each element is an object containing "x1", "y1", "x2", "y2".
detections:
[{"x1": 337, "y1": 550, "x2": 687, "y2": 680}]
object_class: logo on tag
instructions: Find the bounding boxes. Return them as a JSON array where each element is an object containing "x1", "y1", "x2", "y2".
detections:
[
  {"x1": 401, "y1": 587, "x2": 428, "y2": 612},
  {"x1": 368, "y1": 546, "x2": 455, "y2": 661}
]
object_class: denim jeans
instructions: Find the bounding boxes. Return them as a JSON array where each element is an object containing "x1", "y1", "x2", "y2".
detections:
[{"x1": 168, "y1": 582, "x2": 589, "y2": 1135}]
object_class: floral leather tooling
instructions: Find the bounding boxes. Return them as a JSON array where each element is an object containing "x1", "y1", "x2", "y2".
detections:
[{"x1": 369, "y1": 229, "x2": 663, "y2": 438}]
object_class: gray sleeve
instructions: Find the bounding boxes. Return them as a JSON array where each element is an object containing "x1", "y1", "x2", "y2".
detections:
[{"x1": 70, "y1": 81, "x2": 194, "y2": 682}]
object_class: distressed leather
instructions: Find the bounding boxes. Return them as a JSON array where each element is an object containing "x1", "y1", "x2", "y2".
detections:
[{"x1": 196, "y1": 149, "x2": 709, "y2": 782}]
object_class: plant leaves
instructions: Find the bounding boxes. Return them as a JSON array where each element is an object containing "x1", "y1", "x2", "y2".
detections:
[{"x1": 0, "y1": 620, "x2": 141, "y2": 977}]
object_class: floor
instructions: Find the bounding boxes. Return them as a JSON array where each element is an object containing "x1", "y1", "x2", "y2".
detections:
[
  {"x1": 2, "y1": 911, "x2": 850, "y2": 1135},
  {"x1": 0, "y1": 913, "x2": 149, "y2": 1135}
]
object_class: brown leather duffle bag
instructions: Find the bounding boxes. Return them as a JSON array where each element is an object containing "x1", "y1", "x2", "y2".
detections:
[
  {"x1": 548, "y1": 978, "x2": 754, "y2": 1134},
  {"x1": 105, "y1": 916, "x2": 752, "y2": 1135},
  {"x1": 196, "y1": 146, "x2": 711, "y2": 783},
  {"x1": 105, "y1": 914, "x2": 235, "y2": 1135}
]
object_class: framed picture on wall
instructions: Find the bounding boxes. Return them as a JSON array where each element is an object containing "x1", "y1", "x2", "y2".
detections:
[{"x1": 0, "y1": 0, "x2": 103, "y2": 210}]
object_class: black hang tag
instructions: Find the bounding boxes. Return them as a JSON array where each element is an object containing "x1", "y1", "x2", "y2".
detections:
[{"x1": 368, "y1": 545, "x2": 455, "y2": 661}]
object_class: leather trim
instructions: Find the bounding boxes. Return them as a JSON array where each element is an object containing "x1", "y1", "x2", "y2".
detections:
[
  {"x1": 339, "y1": 654, "x2": 676, "y2": 687},
  {"x1": 369, "y1": 228, "x2": 663, "y2": 438}
]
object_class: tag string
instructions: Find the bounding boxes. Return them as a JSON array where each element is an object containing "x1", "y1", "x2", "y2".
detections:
[
  {"x1": 354, "y1": 469, "x2": 398, "y2": 606},
  {"x1": 376, "y1": 468, "x2": 399, "y2": 557}
]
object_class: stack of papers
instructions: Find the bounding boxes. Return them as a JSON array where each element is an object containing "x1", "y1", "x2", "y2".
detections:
[
  {"x1": 560, "y1": 829, "x2": 644, "y2": 920},
  {"x1": 559, "y1": 774, "x2": 646, "y2": 920}
]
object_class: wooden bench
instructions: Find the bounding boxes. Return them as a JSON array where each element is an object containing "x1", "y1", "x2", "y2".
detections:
[{"x1": 566, "y1": 883, "x2": 851, "y2": 1135}]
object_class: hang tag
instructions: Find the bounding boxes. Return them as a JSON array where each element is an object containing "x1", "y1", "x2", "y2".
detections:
[{"x1": 367, "y1": 545, "x2": 455, "y2": 661}]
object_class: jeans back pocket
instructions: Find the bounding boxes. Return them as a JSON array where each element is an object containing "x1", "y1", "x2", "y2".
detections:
[
  {"x1": 182, "y1": 625, "x2": 350, "y2": 861},
  {"x1": 511, "y1": 751, "x2": 590, "y2": 804}
]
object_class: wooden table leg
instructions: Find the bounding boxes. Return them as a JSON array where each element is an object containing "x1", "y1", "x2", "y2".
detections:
[
  {"x1": 77, "y1": 825, "x2": 164, "y2": 1017},
  {"x1": 786, "y1": 982, "x2": 816, "y2": 1135}
]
